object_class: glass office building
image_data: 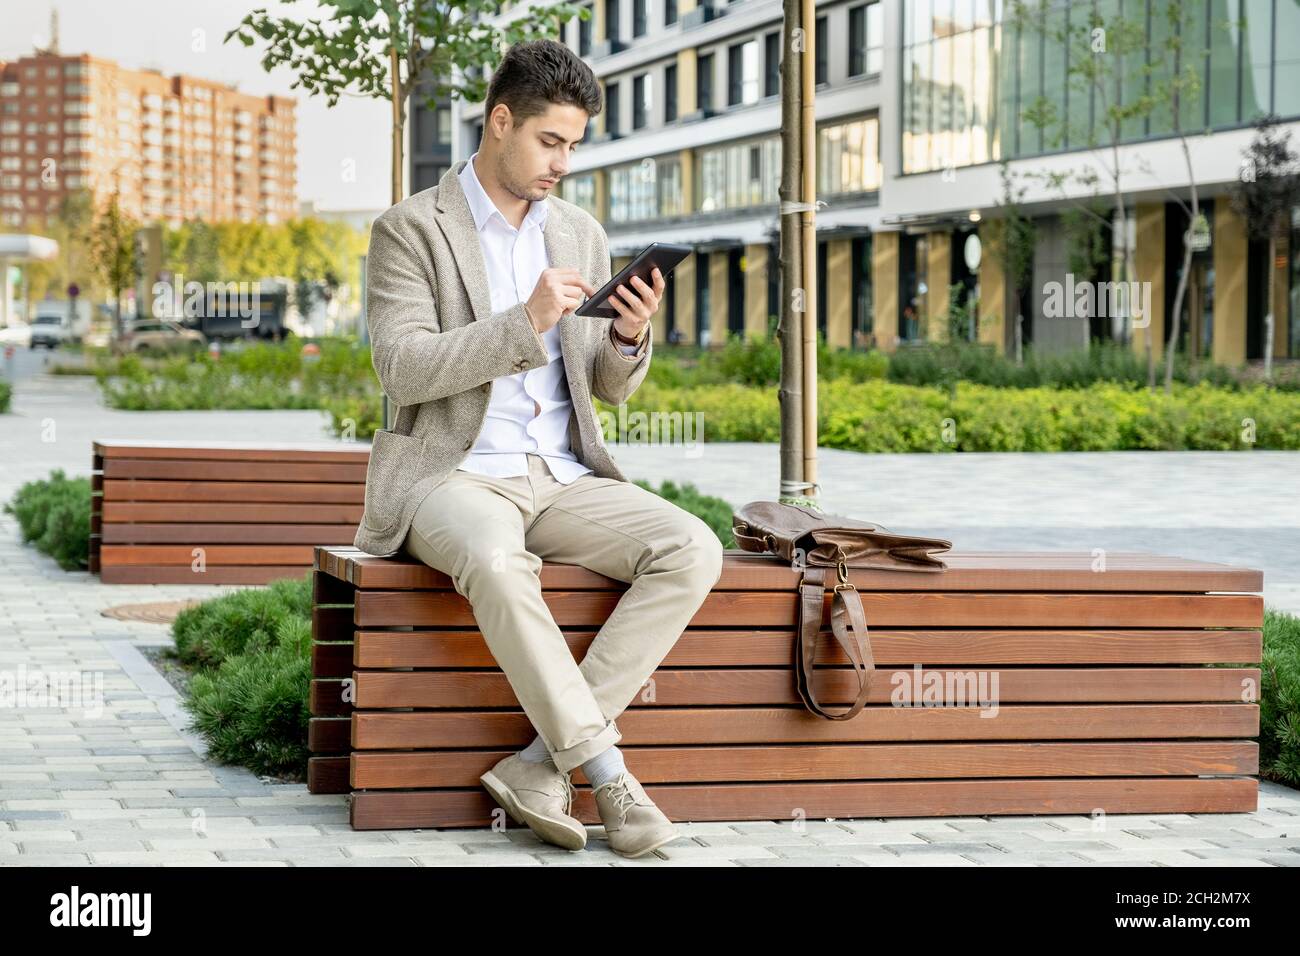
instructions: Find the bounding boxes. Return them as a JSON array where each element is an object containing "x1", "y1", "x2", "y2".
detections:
[{"x1": 902, "y1": 0, "x2": 1300, "y2": 175}]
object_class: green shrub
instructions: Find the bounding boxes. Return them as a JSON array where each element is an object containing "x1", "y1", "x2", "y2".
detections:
[
  {"x1": 3, "y1": 469, "x2": 91, "y2": 570},
  {"x1": 612, "y1": 379, "x2": 1300, "y2": 452},
  {"x1": 0, "y1": 378, "x2": 10, "y2": 412},
  {"x1": 1260, "y1": 608, "x2": 1300, "y2": 787},
  {"x1": 171, "y1": 573, "x2": 313, "y2": 778},
  {"x1": 184, "y1": 613, "x2": 313, "y2": 778},
  {"x1": 95, "y1": 336, "x2": 377, "y2": 428},
  {"x1": 171, "y1": 574, "x2": 313, "y2": 671}
]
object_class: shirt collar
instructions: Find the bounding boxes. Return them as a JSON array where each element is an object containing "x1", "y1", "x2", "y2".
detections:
[{"x1": 460, "y1": 151, "x2": 549, "y2": 233}]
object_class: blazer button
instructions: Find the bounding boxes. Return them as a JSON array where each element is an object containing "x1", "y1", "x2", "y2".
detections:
[{"x1": 463, "y1": 439, "x2": 472, "y2": 450}]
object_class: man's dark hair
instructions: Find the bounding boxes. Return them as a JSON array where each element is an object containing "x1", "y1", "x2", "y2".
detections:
[{"x1": 484, "y1": 39, "x2": 603, "y2": 127}]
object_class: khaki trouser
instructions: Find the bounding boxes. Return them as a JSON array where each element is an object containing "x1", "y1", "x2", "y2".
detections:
[{"x1": 403, "y1": 452, "x2": 725, "y2": 773}]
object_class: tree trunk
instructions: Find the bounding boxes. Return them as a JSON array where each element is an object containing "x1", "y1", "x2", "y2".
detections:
[
  {"x1": 777, "y1": 0, "x2": 804, "y2": 504},
  {"x1": 1265, "y1": 231, "x2": 1275, "y2": 380},
  {"x1": 1165, "y1": 137, "x2": 1198, "y2": 393},
  {"x1": 798, "y1": 0, "x2": 818, "y2": 506},
  {"x1": 390, "y1": 45, "x2": 404, "y2": 208}
]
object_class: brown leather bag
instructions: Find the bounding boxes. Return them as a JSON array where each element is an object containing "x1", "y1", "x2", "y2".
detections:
[{"x1": 732, "y1": 501, "x2": 952, "y2": 720}]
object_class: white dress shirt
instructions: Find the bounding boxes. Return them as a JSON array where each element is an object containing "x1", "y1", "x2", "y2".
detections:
[{"x1": 455, "y1": 152, "x2": 640, "y2": 484}]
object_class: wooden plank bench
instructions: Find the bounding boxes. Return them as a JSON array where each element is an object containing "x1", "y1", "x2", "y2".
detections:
[
  {"x1": 306, "y1": 545, "x2": 1263, "y2": 830},
  {"x1": 91, "y1": 439, "x2": 368, "y2": 584}
]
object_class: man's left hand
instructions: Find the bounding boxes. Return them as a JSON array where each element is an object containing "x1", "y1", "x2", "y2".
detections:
[{"x1": 610, "y1": 267, "x2": 664, "y2": 340}]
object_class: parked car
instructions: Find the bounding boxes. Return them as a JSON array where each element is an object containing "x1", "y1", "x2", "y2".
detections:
[
  {"x1": 113, "y1": 319, "x2": 207, "y2": 356},
  {"x1": 29, "y1": 300, "x2": 92, "y2": 348},
  {"x1": 29, "y1": 313, "x2": 76, "y2": 349}
]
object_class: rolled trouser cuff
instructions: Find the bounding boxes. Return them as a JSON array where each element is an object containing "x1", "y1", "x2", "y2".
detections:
[{"x1": 547, "y1": 718, "x2": 622, "y2": 774}]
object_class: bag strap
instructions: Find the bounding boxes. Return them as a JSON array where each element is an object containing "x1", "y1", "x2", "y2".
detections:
[{"x1": 794, "y1": 562, "x2": 874, "y2": 720}]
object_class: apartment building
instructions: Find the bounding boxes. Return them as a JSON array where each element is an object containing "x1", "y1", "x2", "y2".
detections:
[
  {"x1": 0, "y1": 52, "x2": 297, "y2": 228},
  {"x1": 418, "y1": 0, "x2": 1300, "y2": 365}
]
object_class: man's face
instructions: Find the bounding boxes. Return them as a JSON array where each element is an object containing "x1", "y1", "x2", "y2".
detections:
[{"x1": 492, "y1": 102, "x2": 588, "y2": 203}]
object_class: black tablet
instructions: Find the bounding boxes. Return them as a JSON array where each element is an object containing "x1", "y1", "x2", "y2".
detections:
[{"x1": 576, "y1": 241, "x2": 693, "y2": 318}]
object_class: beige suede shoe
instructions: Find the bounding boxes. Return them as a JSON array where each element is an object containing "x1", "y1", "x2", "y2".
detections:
[
  {"x1": 591, "y1": 770, "x2": 680, "y2": 858},
  {"x1": 480, "y1": 753, "x2": 587, "y2": 851}
]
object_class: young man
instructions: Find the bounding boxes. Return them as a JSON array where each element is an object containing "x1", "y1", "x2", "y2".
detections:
[{"x1": 355, "y1": 39, "x2": 725, "y2": 858}]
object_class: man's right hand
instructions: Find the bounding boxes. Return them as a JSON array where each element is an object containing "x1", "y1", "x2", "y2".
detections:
[{"x1": 526, "y1": 268, "x2": 596, "y2": 332}]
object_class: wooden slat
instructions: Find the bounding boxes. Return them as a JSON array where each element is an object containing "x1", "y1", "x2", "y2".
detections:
[
  {"x1": 101, "y1": 524, "x2": 358, "y2": 544},
  {"x1": 311, "y1": 644, "x2": 354, "y2": 680},
  {"x1": 308, "y1": 717, "x2": 351, "y2": 754},
  {"x1": 313, "y1": 568, "x2": 355, "y2": 607},
  {"x1": 351, "y1": 741, "x2": 1259, "y2": 789},
  {"x1": 352, "y1": 704, "x2": 1259, "y2": 749},
  {"x1": 350, "y1": 667, "x2": 1261, "y2": 708},
  {"x1": 99, "y1": 565, "x2": 309, "y2": 585},
  {"x1": 310, "y1": 680, "x2": 350, "y2": 717},
  {"x1": 349, "y1": 777, "x2": 1258, "y2": 829},
  {"x1": 103, "y1": 502, "x2": 363, "y2": 523},
  {"x1": 313, "y1": 606, "x2": 355, "y2": 642},
  {"x1": 101, "y1": 544, "x2": 324, "y2": 566},
  {"x1": 94, "y1": 439, "x2": 370, "y2": 462},
  {"x1": 103, "y1": 458, "x2": 368, "y2": 483},
  {"x1": 307, "y1": 757, "x2": 351, "y2": 795},
  {"x1": 101, "y1": 479, "x2": 363, "y2": 503},
  {"x1": 352, "y1": 628, "x2": 1262, "y2": 667},
  {"x1": 353, "y1": 590, "x2": 1264, "y2": 629},
  {"x1": 326, "y1": 548, "x2": 1264, "y2": 593}
]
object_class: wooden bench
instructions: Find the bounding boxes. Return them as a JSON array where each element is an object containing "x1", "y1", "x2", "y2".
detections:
[
  {"x1": 91, "y1": 440, "x2": 368, "y2": 584},
  {"x1": 306, "y1": 545, "x2": 1263, "y2": 830}
]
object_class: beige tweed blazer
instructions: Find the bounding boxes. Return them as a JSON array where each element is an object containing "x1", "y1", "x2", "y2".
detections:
[{"x1": 353, "y1": 160, "x2": 653, "y2": 557}]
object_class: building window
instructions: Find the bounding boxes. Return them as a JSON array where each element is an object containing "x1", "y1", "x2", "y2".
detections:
[
  {"x1": 728, "y1": 39, "x2": 759, "y2": 106},
  {"x1": 849, "y1": 2, "x2": 882, "y2": 77},
  {"x1": 605, "y1": 80, "x2": 620, "y2": 135},
  {"x1": 815, "y1": 15, "x2": 827, "y2": 85},
  {"x1": 665, "y1": 0, "x2": 678, "y2": 26},
  {"x1": 665, "y1": 63, "x2": 678, "y2": 122},
  {"x1": 633, "y1": 73, "x2": 651, "y2": 129},
  {"x1": 436, "y1": 107, "x2": 450, "y2": 143},
  {"x1": 605, "y1": 0, "x2": 620, "y2": 44},
  {"x1": 561, "y1": 172, "x2": 598, "y2": 218},
  {"x1": 697, "y1": 135, "x2": 780, "y2": 212},
  {"x1": 764, "y1": 31, "x2": 781, "y2": 98},
  {"x1": 898, "y1": 0, "x2": 1297, "y2": 175},
  {"x1": 818, "y1": 116, "x2": 880, "y2": 195},
  {"x1": 610, "y1": 158, "x2": 681, "y2": 223},
  {"x1": 579, "y1": 6, "x2": 593, "y2": 57},
  {"x1": 634, "y1": 0, "x2": 648, "y2": 37},
  {"x1": 697, "y1": 52, "x2": 714, "y2": 113}
]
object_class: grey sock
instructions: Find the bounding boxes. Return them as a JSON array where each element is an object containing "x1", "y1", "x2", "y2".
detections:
[
  {"x1": 518, "y1": 734, "x2": 552, "y2": 764},
  {"x1": 580, "y1": 745, "x2": 626, "y2": 789}
]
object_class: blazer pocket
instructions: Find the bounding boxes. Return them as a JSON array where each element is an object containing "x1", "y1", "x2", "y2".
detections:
[{"x1": 361, "y1": 428, "x2": 428, "y2": 535}]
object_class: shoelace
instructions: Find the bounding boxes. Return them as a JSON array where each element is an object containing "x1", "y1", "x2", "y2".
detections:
[
  {"x1": 550, "y1": 768, "x2": 576, "y2": 816},
  {"x1": 601, "y1": 773, "x2": 639, "y2": 818}
]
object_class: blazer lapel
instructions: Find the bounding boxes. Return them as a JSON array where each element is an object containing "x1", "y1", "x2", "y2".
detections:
[{"x1": 435, "y1": 162, "x2": 493, "y2": 326}]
